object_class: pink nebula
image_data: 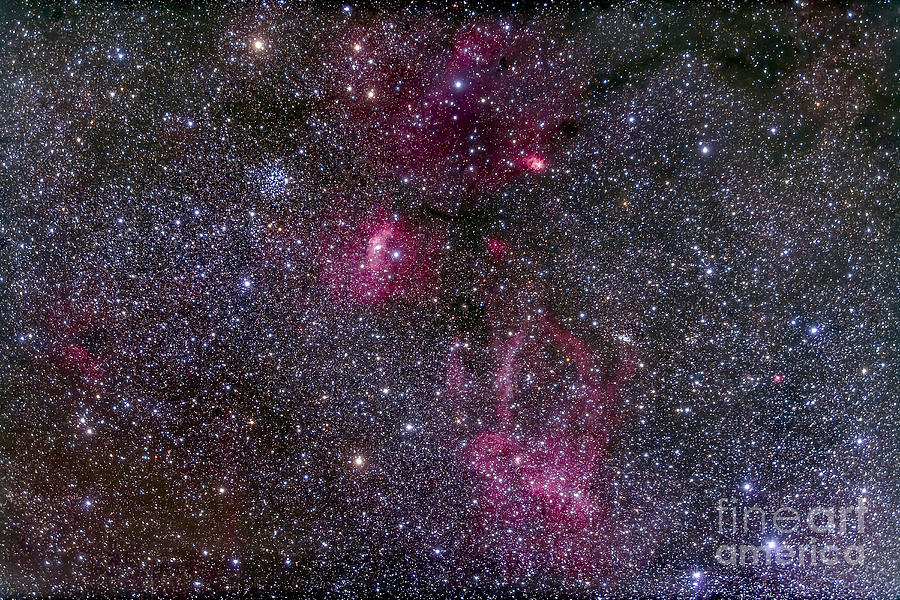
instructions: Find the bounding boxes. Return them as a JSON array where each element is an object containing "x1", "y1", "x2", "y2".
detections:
[
  {"x1": 520, "y1": 153, "x2": 546, "y2": 173},
  {"x1": 327, "y1": 19, "x2": 584, "y2": 198},
  {"x1": 454, "y1": 315, "x2": 633, "y2": 579},
  {"x1": 43, "y1": 299, "x2": 110, "y2": 384},
  {"x1": 60, "y1": 344, "x2": 105, "y2": 382},
  {"x1": 485, "y1": 236, "x2": 509, "y2": 260},
  {"x1": 320, "y1": 209, "x2": 440, "y2": 306}
]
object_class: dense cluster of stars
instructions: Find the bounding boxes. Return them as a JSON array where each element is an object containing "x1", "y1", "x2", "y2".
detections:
[{"x1": 1, "y1": 2, "x2": 898, "y2": 597}]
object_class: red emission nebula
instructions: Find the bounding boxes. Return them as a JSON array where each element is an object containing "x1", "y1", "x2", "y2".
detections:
[
  {"x1": 320, "y1": 207, "x2": 441, "y2": 305},
  {"x1": 316, "y1": 18, "x2": 634, "y2": 578},
  {"x1": 329, "y1": 18, "x2": 585, "y2": 198},
  {"x1": 446, "y1": 312, "x2": 635, "y2": 578}
]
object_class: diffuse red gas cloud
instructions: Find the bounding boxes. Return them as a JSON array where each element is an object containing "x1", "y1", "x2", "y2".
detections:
[
  {"x1": 448, "y1": 314, "x2": 635, "y2": 579},
  {"x1": 317, "y1": 19, "x2": 585, "y2": 305},
  {"x1": 44, "y1": 298, "x2": 112, "y2": 384},
  {"x1": 328, "y1": 19, "x2": 584, "y2": 197},
  {"x1": 319, "y1": 206, "x2": 442, "y2": 305},
  {"x1": 323, "y1": 19, "x2": 633, "y2": 576}
]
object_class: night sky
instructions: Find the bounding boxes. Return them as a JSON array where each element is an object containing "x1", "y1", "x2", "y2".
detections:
[{"x1": 1, "y1": 1, "x2": 899, "y2": 597}]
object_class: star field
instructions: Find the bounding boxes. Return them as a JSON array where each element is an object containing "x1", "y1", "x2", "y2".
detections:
[{"x1": 1, "y1": 2, "x2": 898, "y2": 597}]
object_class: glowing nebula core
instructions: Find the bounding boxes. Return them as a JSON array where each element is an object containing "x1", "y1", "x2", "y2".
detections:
[{"x1": 320, "y1": 209, "x2": 440, "y2": 305}]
